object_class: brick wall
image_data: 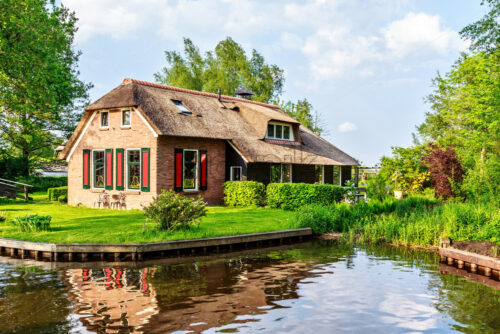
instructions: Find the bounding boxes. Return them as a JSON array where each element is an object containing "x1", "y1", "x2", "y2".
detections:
[{"x1": 157, "y1": 136, "x2": 226, "y2": 205}]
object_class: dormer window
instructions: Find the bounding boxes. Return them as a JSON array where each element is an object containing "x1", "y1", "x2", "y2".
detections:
[
  {"x1": 266, "y1": 122, "x2": 294, "y2": 141},
  {"x1": 172, "y1": 100, "x2": 191, "y2": 115}
]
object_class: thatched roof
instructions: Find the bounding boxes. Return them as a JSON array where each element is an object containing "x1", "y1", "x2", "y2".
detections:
[{"x1": 61, "y1": 79, "x2": 358, "y2": 165}]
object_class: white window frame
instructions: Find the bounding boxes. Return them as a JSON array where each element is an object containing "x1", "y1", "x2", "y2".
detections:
[
  {"x1": 91, "y1": 149, "x2": 105, "y2": 189},
  {"x1": 126, "y1": 148, "x2": 141, "y2": 191},
  {"x1": 172, "y1": 100, "x2": 192, "y2": 115},
  {"x1": 266, "y1": 122, "x2": 294, "y2": 141},
  {"x1": 270, "y1": 163, "x2": 293, "y2": 183},
  {"x1": 230, "y1": 166, "x2": 242, "y2": 181},
  {"x1": 315, "y1": 165, "x2": 325, "y2": 184},
  {"x1": 100, "y1": 111, "x2": 109, "y2": 129},
  {"x1": 121, "y1": 109, "x2": 131, "y2": 128},
  {"x1": 333, "y1": 165, "x2": 341, "y2": 186},
  {"x1": 183, "y1": 149, "x2": 199, "y2": 191}
]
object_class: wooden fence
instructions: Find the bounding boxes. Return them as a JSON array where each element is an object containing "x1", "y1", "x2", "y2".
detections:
[{"x1": 0, "y1": 178, "x2": 33, "y2": 200}]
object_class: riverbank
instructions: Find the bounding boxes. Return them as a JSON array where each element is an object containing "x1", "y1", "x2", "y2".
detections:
[{"x1": 0, "y1": 193, "x2": 294, "y2": 243}]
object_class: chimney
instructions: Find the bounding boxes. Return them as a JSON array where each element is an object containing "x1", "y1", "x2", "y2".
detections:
[{"x1": 236, "y1": 87, "x2": 254, "y2": 100}]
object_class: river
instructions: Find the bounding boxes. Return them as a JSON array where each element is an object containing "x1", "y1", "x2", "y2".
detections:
[{"x1": 0, "y1": 240, "x2": 499, "y2": 333}]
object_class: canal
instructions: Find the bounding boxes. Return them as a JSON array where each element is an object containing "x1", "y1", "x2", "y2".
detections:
[{"x1": 0, "y1": 240, "x2": 499, "y2": 333}]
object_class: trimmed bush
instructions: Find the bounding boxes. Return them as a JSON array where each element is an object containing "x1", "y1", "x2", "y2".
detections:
[
  {"x1": 47, "y1": 186, "x2": 68, "y2": 201},
  {"x1": 223, "y1": 181, "x2": 266, "y2": 206},
  {"x1": 143, "y1": 190, "x2": 207, "y2": 231},
  {"x1": 58, "y1": 194, "x2": 68, "y2": 203},
  {"x1": 0, "y1": 211, "x2": 7, "y2": 223},
  {"x1": 266, "y1": 183, "x2": 346, "y2": 210},
  {"x1": 17, "y1": 176, "x2": 67, "y2": 192},
  {"x1": 11, "y1": 214, "x2": 51, "y2": 232}
]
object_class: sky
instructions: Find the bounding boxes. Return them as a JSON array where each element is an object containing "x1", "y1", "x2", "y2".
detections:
[{"x1": 62, "y1": 0, "x2": 487, "y2": 166}]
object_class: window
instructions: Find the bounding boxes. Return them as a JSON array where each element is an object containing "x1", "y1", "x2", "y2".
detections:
[
  {"x1": 315, "y1": 165, "x2": 324, "y2": 184},
  {"x1": 127, "y1": 149, "x2": 141, "y2": 190},
  {"x1": 121, "y1": 109, "x2": 131, "y2": 127},
  {"x1": 183, "y1": 149, "x2": 198, "y2": 190},
  {"x1": 230, "y1": 166, "x2": 242, "y2": 181},
  {"x1": 172, "y1": 100, "x2": 191, "y2": 115},
  {"x1": 93, "y1": 150, "x2": 105, "y2": 188},
  {"x1": 100, "y1": 111, "x2": 109, "y2": 128},
  {"x1": 333, "y1": 166, "x2": 341, "y2": 185},
  {"x1": 271, "y1": 164, "x2": 292, "y2": 183},
  {"x1": 266, "y1": 123, "x2": 293, "y2": 141}
]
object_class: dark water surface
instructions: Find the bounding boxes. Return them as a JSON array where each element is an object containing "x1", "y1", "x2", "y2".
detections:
[{"x1": 0, "y1": 241, "x2": 499, "y2": 334}]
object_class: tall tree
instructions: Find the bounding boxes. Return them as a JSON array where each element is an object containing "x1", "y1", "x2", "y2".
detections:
[
  {"x1": 0, "y1": 0, "x2": 91, "y2": 175},
  {"x1": 275, "y1": 98, "x2": 326, "y2": 135},
  {"x1": 460, "y1": 0, "x2": 500, "y2": 52},
  {"x1": 154, "y1": 37, "x2": 284, "y2": 103}
]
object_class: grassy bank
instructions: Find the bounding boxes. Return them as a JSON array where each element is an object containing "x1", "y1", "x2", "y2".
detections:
[
  {"x1": 0, "y1": 193, "x2": 294, "y2": 243},
  {"x1": 292, "y1": 197, "x2": 500, "y2": 248}
]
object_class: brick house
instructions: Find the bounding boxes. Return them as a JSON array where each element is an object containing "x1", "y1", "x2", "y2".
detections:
[{"x1": 58, "y1": 79, "x2": 359, "y2": 208}]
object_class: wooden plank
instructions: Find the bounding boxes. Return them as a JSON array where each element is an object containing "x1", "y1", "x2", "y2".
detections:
[
  {"x1": 0, "y1": 178, "x2": 33, "y2": 187},
  {"x1": 439, "y1": 247, "x2": 500, "y2": 271}
]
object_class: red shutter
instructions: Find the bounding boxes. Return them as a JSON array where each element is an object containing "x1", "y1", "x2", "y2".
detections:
[
  {"x1": 200, "y1": 150, "x2": 207, "y2": 190},
  {"x1": 174, "y1": 148, "x2": 183, "y2": 191},
  {"x1": 116, "y1": 149, "x2": 124, "y2": 190},
  {"x1": 83, "y1": 149, "x2": 90, "y2": 189},
  {"x1": 105, "y1": 149, "x2": 113, "y2": 190},
  {"x1": 141, "y1": 148, "x2": 150, "y2": 192}
]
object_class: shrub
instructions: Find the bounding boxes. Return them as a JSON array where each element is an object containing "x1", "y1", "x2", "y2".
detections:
[
  {"x1": 423, "y1": 144, "x2": 464, "y2": 199},
  {"x1": 143, "y1": 190, "x2": 207, "y2": 231},
  {"x1": 266, "y1": 183, "x2": 346, "y2": 210},
  {"x1": 47, "y1": 186, "x2": 68, "y2": 201},
  {"x1": 17, "y1": 176, "x2": 67, "y2": 192},
  {"x1": 0, "y1": 211, "x2": 7, "y2": 223},
  {"x1": 293, "y1": 204, "x2": 336, "y2": 233},
  {"x1": 58, "y1": 194, "x2": 68, "y2": 203},
  {"x1": 11, "y1": 214, "x2": 51, "y2": 232},
  {"x1": 223, "y1": 181, "x2": 265, "y2": 206}
]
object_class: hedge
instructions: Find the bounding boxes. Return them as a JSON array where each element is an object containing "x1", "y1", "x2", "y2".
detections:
[
  {"x1": 223, "y1": 181, "x2": 266, "y2": 206},
  {"x1": 267, "y1": 183, "x2": 347, "y2": 210},
  {"x1": 47, "y1": 186, "x2": 68, "y2": 201},
  {"x1": 17, "y1": 176, "x2": 67, "y2": 192}
]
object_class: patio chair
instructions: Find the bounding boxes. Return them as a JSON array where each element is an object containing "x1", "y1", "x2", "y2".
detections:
[
  {"x1": 94, "y1": 191, "x2": 110, "y2": 208},
  {"x1": 110, "y1": 194, "x2": 121, "y2": 209},
  {"x1": 119, "y1": 192, "x2": 127, "y2": 210}
]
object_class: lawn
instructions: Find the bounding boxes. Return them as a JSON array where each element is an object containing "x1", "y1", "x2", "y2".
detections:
[{"x1": 0, "y1": 192, "x2": 295, "y2": 243}]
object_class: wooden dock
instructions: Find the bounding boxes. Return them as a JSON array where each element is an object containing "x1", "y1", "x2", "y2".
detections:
[
  {"x1": 439, "y1": 246, "x2": 500, "y2": 279},
  {"x1": 0, "y1": 228, "x2": 312, "y2": 262}
]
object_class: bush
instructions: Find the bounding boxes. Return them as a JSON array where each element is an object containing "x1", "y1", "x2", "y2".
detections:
[
  {"x1": 143, "y1": 190, "x2": 207, "y2": 231},
  {"x1": 47, "y1": 186, "x2": 68, "y2": 201},
  {"x1": 17, "y1": 176, "x2": 67, "y2": 192},
  {"x1": 0, "y1": 211, "x2": 7, "y2": 223},
  {"x1": 223, "y1": 181, "x2": 265, "y2": 206},
  {"x1": 58, "y1": 194, "x2": 68, "y2": 203},
  {"x1": 266, "y1": 183, "x2": 346, "y2": 210},
  {"x1": 11, "y1": 214, "x2": 51, "y2": 232}
]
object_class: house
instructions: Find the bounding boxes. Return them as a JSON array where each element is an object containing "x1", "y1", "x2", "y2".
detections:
[{"x1": 58, "y1": 78, "x2": 359, "y2": 208}]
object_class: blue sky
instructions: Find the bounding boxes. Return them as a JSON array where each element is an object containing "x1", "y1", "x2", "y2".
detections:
[{"x1": 63, "y1": 0, "x2": 487, "y2": 165}]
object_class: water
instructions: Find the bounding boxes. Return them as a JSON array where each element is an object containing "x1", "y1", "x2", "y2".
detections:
[{"x1": 0, "y1": 240, "x2": 499, "y2": 334}]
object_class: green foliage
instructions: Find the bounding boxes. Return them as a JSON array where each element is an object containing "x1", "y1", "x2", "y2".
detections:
[
  {"x1": 275, "y1": 98, "x2": 325, "y2": 135},
  {"x1": 18, "y1": 176, "x2": 67, "y2": 191},
  {"x1": 379, "y1": 145, "x2": 428, "y2": 192},
  {"x1": 143, "y1": 190, "x2": 207, "y2": 232},
  {"x1": 267, "y1": 183, "x2": 346, "y2": 210},
  {"x1": 366, "y1": 173, "x2": 391, "y2": 201},
  {"x1": 57, "y1": 194, "x2": 67, "y2": 203},
  {"x1": 292, "y1": 204, "x2": 340, "y2": 233},
  {"x1": 47, "y1": 186, "x2": 68, "y2": 201},
  {"x1": 0, "y1": 0, "x2": 91, "y2": 175},
  {"x1": 154, "y1": 37, "x2": 284, "y2": 103},
  {"x1": 11, "y1": 214, "x2": 51, "y2": 232},
  {"x1": 0, "y1": 211, "x2": 7, "y2": 223},
  {"x1": 223, "y1": 181, "x2": 265, "y2": 207},
  {"x1": 459, "y1": 0, "x2": 500, "y2": 52}
]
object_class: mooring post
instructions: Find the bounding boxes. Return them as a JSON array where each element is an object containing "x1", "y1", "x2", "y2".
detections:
[
  {"x1": 68, "y1": 252, "x2": 73, "y2": 262},
  {"x1": 114, "y1": 252, "x2": 120, "y2": 262},
  {"x1": 53, "y1": 252, "x2": 58, "y2": 262},
  {"x1": 447, "y1": 257, "x2": 454, "y2": 265},
  {"x1": 81, "y1": 253, "x2": 88, "y2": 262},
  {"x1": 131, "y1": 252, "x2": 136, "y2": 261},
  {"x1": 20, "y1": 249, "x2": 25, "y2": 259},
  {"x1": 484, "y1": 267, "x2": 492, "y2": 276},
  {"x1": 34, "y1": 250, "x2": 40, "y2": 260},
  {"x1": 457, "y1": 260, "x2": 464, "y2": 269},
  {"x1": 10, "y1": 248, "x2": 15, "y2": 257},
  {"x1": 470, "y1": 263, "x2": 477, "y2": 272}
]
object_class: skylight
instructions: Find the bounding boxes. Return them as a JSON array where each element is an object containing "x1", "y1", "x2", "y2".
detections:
[{"x1": 172, "y1": 100, "x2": 191, "y2": 115}]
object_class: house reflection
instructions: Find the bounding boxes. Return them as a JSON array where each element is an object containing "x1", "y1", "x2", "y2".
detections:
[{"x1": 64, "y1": 257, "x2": 328, "y2": 334}]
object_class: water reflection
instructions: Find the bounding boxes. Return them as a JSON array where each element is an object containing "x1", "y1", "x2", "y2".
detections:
[{"x1": 0, "y1": 241, "x2": 499, "y2": 334}]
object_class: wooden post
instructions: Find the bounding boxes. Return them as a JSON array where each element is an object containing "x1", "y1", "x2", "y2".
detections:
[
  {"x1": 131, "y1": 252, "x2": 136, "y2": 261},
  {"x1": 53, "y1": 252, "x2": 58, "y2": 262},
  {"x1": 114, "y1": 252, "x2": 120, "y2": 262},
  {"x1": 447, "y1": 257, "x2": 454, "y2": 265},
  {"x1": 68, "y1": 252, "x2": 73, "y2": 262},
  {"x1": 470, "y1": 263, "x2": 477, "y2": 272},
  {"x1": 484, "y1": 267, "x2": 492, "y2": 276},
  {"x1": 10, "y1": 248, "x2": 15, "y2": 257},
  {"x1": 34, "y1": 250, "x2": 40, "y2": 260},
  {"x1": 81, "y1": 253, "x2": 88, "y2": 262},
  {"x1": 24, "y1": 186, "x2": 29, "y2": 200},
  {"x1": 138, "y1": 252, "x2": 143, "y2": 261},
  {"x1": 457, "y1": 260, "x2": 464, "y2": 269},
  {"x1": 100, "y1": 253, "x2": 105, "y2": 261},
  {"x1": 21, "y1": 249, "x2": 25, "y2": 259}
]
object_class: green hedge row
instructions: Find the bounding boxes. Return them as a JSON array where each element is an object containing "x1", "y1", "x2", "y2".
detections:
[
  {"x1": 17, "y1": 176, "x2": 67, "y2": 191},
  {"x1": 223, "y1": 181, "x2": 266, "y2": 206},
  {"x1": 267, "y1": 183, "x2": 347, "y2": 209},
  {"x1": 47, "y1": 186, "x2": 68, "y2": 201}
]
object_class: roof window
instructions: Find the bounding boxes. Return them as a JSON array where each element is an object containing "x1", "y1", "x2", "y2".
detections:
[{"x1": 172, "y1": 100, "x2": 192, "y2": 115}]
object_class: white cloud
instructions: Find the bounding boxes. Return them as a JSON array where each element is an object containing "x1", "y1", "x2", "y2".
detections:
[{"x1": 338, "y1": 122, "x2": 357, "y2": 133}]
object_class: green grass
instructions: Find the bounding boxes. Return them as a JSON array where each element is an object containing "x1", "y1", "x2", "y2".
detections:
[{"x1": 0, "y1": 192, "x2": 294, "y2": 243}]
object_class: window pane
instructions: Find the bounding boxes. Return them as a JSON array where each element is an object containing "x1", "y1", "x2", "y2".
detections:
[
  {"x1": 128, "y1": 150, "x2": 140, "y2": 163},
  {"x1": 282, "y1": 164, "x2": 291, "y2": 182},
  {"x1": 128, "y1": 164, "x2": 140, "y2": 189},
  {"x1": 93, "y1": 151, "x2": 104, "y2": 163},
  {"x1": 101, "y1": 112, "x2": 108, "y2": 127},
  {"x1": 183, "y1": 150, "x2": 197, "y2": 189},
  {"x1": 172, "y1": 100, "x2": 191, "y2": 114},
  {"x1": 267, "y1": 124, "x2": 274, "y2": 138},
  {"x1": 315, "y1": 165, "x2": 323, "y2": 184},
  {"x1": 122, "y1": 110, "x2": 130, "y2": 126},
  {"x1": 231, "y1": 167, "x2": 241, "y2": 181},
  {"x1": 283, "y1": 126, "x2": 290, "y2": 140},
  {"x1": 275, "y1": 125, "x2": 283, "y2": 139},
  {"x1": 271, "y1": 164, "x2": 281, "y2": 183},
  {"x1": 93, "y1": 151, "x2": 104, "y2": 188},
  {"x1": 333, "y1": 166, "x2": 340, "y2": 185}
]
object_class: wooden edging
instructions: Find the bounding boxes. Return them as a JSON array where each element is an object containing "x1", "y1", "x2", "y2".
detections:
[
  {"x1": 0, "y1": 228, "x2": 312, "y2": 263},
  {"x1": 439, "y1": 247, "x2": 500, "y2": 279}
]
